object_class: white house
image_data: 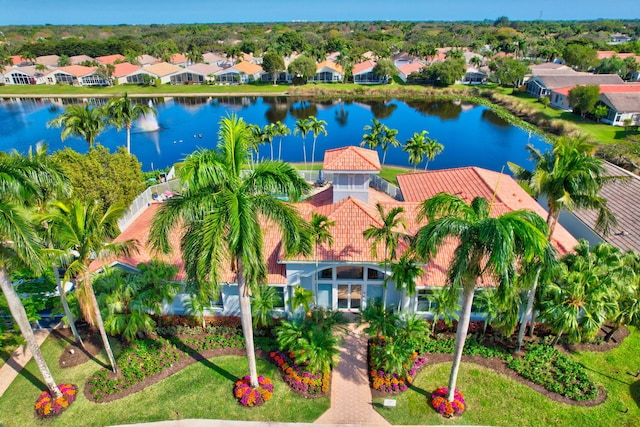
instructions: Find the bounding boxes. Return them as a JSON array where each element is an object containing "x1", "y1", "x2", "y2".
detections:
[{"x1": 309, "y1": 60, "x2": 344, "y2": 83}]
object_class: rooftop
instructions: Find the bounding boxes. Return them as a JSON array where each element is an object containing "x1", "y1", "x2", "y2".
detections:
[{"x1": 322, "y1": 146, "x2": 381, "y2": 171}]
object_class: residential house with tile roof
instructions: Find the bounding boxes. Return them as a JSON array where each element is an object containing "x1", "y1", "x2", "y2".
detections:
[
  {"x1": 352, "y1": 60, "x2": 386, "y2": 84},
  {"x1": 136, "y1": 54, "x2": 161, "y2": 66},
  {"x1": 396, "y1": 61, "x2": 427, "y2": 83},
  {"x1": 526, "y1": 72, "x2": 624, "y2": 98},
  {"x1": 549, "y1": 83, "x2": 640, "y2": 111},
  {"x1": 35, "y1": 55, "x2": 60, "y2": 67},
  {"x1": 50, "y1": 65, "x2": 110, "y2": 86},
  {"x1": 2, "y1": 66, "x2": 44, "y2": 85},
  {"x1": 215, "y1": 61, "x2": 264, "y2": 84},
  {"x1": 112, "y1": 62, "x2": 142, "y2": 84},
  {"x1": 310, "y1": 60, "x2": 344, "y2": 83},
  {"x1": 95, "y1": 146, "x2": 577, "y2": 318},
  {"x1": 132, "y1": 62, "x2": 183, "y2": 84},
  {"x1": 96, "y1": 54, "x2": 125, "y2": 65},
  {"x1": 69, "y1": 55, "x2": 94, "y2": 65}
]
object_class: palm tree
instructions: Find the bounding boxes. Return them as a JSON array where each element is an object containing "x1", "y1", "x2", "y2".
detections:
[
  {"x1": 363, "y1": 203, "x2": 407, "y2": 309},
  {"x1": 274, "y1": 121, "x2": 290, "y2": 161},
  {"x1": 508, "y1": 136, "x2": 621, "y2": 346},
  {"x1": 290, "y1": 285, "x2": 314, "y2": 315},
  {"x1": 294, "y1": 118, "x2": 312, "y2": 168},
  {"x1": 307, "y1": 116, "x2": 328, "y2": 167},
  {"x1": 251, "y1": 284, "x2": 282, "y2": 328},
  {"x1": 44, "y1": 199, "x2": 137, "y2": 373},
  {"x1": 105, "y1": 93, "x2": 156, "y2": 154},
  {"x1": 149, "y1": 114, "x2": 312, "y2": 388},
  {"x1": 413, "y1": 193, "x2": 550, "y2": 402},
  {"x1": 0, "y1": 149, "x2": 70, "y2": 399},
  {"x1": 403, "y1": 130, "x2": 429, "y2": 171},
  {"x1": 310, "y1": 213, "x2": 334, "y2": 307},
  {"x1": 424, "y1": 137, "x2": 444, "y2": 171},
  {"x1": 361, "y1": 119, "x2": 385, "y2": 150},
  {"x1": 262, "y1": 123, "x2": 277, "y2": 160},
  {"x1": 379, "y1": 126, "x2": 400, "y2": 166},
  {"x1": 47, "y1": 104, "x2": 106, "y2": 148},
  {"x1": 427, "y1": 289, "x2": 461, "y2": 334},
  {"x1": 389, "y1": 252, "x2": 424, "y2": 312}
]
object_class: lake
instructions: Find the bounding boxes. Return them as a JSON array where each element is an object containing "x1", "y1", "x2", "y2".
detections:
[{"x1": 0, "y1": 96, "x2": 548, "y2": 172}]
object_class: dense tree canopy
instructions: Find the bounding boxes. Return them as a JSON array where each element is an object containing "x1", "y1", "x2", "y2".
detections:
[
  {"x1": 568, "y1": 84, "x2": 601, "y2": 117},
  {"x1": 489, "y1": 56, "x2": 531, "y2": 88}
]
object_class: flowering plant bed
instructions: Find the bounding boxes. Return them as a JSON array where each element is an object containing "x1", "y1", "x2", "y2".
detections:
[
  {"x1": 270, "y1": 351, "x2": 330, "y2": 397},
  {"x1": 233, "y1": 375, "x2": 274, "y2": 407},
  {"x1": 34, "y1": 383, "x2": 78, "y2": 418},
  {"x1": 369, "y1": 351, "x2": 427, "y2": 394},
  {"x1": 431, "y1": 387, "x2": 465, "y2": 417}
]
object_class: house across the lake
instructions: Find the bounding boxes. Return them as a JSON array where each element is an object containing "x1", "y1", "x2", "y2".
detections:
[{"x1": 94, "y1": 146, "x2": 577, "y2": 318}]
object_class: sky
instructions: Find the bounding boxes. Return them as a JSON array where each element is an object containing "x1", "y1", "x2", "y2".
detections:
[{"x1": 1, "y1": 0, "x2": 638, "y2": 25}]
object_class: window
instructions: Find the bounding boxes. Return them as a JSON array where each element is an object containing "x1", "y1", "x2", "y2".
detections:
[
  {"x1": 416, "y1": 289, "x2": 439, "y2": 312},
  {"x1": 273, "y1": 287, "x2": 285, "y2": 309},
  {"x1": 318, "y1": 268, "x2": 333, "y2": 279},
  {"x1": 367, "y1": 268, "x2": 382, "y2": 280},
  {"x1": 336, "y1": 266, "x2": 363, "y2": 279}
]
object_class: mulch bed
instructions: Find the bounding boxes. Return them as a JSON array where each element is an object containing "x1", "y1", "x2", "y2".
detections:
[{"x1": 54, "y1": 327, "x2": 104, "y2": 369}]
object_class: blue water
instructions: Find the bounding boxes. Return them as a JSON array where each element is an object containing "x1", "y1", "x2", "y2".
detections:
[{"x1": 0, "y1": 96, "x2": 549, "y2": 172}]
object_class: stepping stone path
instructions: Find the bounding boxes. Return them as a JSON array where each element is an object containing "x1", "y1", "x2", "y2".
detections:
[{"x1": 315, "y1": 323, "x2": 390, "y2": 425}]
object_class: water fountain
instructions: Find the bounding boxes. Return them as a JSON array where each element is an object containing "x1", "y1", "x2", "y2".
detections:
[{"x1": 136, "y1": 100, "x2": 160, "y2": 132}]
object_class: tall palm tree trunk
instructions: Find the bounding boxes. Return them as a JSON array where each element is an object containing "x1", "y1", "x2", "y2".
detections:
[
  {"x1": 126, "y1": 122, "x2": 132, "y2": 155},
  {"x1": 311, "y1": 137, "x2": 317, "y2": 167},
  {"x1": 516, "y1": 266, "x2": 541, "y2": 352},
  {"x1": 314, "y1": 242, "x2": 319, "y2": 307},
  {"x1": 84, "y1": 272, "x2": 117, "y2": 373},
  {"x1": 447, "y1": 285, "x2": 474, "y2": 402},
  {"x1": 53, "y1": 264, "x2": 83, "y2": 347},
  {"x1": 0, "y1": 268, "x2": 62, "y2": 398},
  {"x1": 237, "y1": 259, "x2": 259, "y2": 388},
  {"x1": 302, "y1": 138, "x2": 307, "y2": 169},
  {"x1": 278, "y1": 138, "x2": 283, "y2": 161}
]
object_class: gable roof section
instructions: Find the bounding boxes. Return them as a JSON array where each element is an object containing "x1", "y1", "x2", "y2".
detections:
[
  {"x1": 322, "y1": 146, "x2": 381, "y2": 171},
  {"x1": 96, "y1": 54, "x2": 125, "y2": 65},
  {"x1": 144, "y1": 62, "x2": 183, "y2": 77},
  {"x1": 57, "y1": 65, "x2": 97, "y2": 77},
  {"x1": 69, "y1": 55, "x2": 94, "y2": 64},
  {"x1": 316, "y1": 60, "x2": 344, "y2": 74},
  {"x1": 137, "y1": 54, "x2": 160, "y2": 66},
  {"x1": 536, "y1": 74, "x2": 624, "y2": 90},
  {"x1": 553, "y1": 83, "x2": 640, "y2": 96},
  {"x1": 397, "y1": 61, "x2": 426, "y2": 75},
  {"x1": 36, "y1": 55, "x2": 60, "y2": 66},
  {"x1": 600, "y1": 92, "x2": 640, "y2": 112},
  {"x1": 187, "y1": 63, "x2": 223, "y2": 76},
  {"x1": 353, "y1": 60, "x2": 376, "y2": 75},
  {"x1": 232, "y1": 61, "x2": 263, "y2": 75},
  {"x1": 169, "y1": 53, "x2": 188, "y2": 64},
  {"x1": 113, "y1": 62, "x2": 141, "y2": 77}
]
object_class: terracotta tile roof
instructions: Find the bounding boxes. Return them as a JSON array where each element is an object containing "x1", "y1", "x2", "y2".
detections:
[
  {"x1": 597, "y1": 51, "x2": 640, "y2": 61},
  {"x1": 187, "y1": 63, "x2": 223, "y2": 76},
  {"x1": 203, "y1": 52, "x2": 227, "y2": 64},
  {"x1": 397, "y1": 167, "x2": 578, "y2": 255},
  {"x1": 58, "y1": 65, "x2": 97, "y2": 77},
  {"x1": 529, "y1": 62, "x2": 571, "y2": 71},
  {"x1": 144, "y1": 62, "x2": 183, "y2": 77},
  {"x1": 554, "y1": 83, "x2": 640, "y2": 96},
  {"x1": 112, "y1": 62, "x2": 141, "y2": 77},
  {"x1": 322, "y1": 146, "x2": 381, "y2": 171},
  {"x1": 316, "y1": 60, "x2": 344, "y2": 74},
  {"x1": 232, "y1": 61, "x2": 263, "y2": 75},
  {"x1": 96, "y1": 54, "x2": 125, "y2": 65},
  {"x1": 137, "y1": 54, "x2": 160, "y2": 65},
  {"x1": 36, "y1": 55, "x2": 60, "y2": 66},
  {"x1": 169, "y1": 53, "x2": 188, "y2": 64},
  {"x1": 397, "y1": 61, "x2": 426, "y2": 75},
  {"x1": 574, "y1": 161, "x2": 640, "y2": 253},
  {"x1": 352, "y1": 60, "x2": 376, "y2": 75},
  {"x1": 69, "y1": 55, "x2": 94, "y2": 64}
]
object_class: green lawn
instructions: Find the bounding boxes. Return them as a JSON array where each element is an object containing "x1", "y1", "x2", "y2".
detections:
[
  {"x1": 379, "y1": 165, "x2": 413, "y2": 184},
  {"x1": 0, "y1": 334, "x2": 329, "y2": 427},
  {"x1": 374, "y1": 327, "x2": 640, "y2": 427}
]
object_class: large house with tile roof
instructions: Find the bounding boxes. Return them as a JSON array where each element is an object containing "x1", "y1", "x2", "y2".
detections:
[
  {"x1": 96, "y1": 146, "x2": 577, "y2": 318},
  {"x1": 310, "y1": 60, "x2": 344, "y2": 83}
]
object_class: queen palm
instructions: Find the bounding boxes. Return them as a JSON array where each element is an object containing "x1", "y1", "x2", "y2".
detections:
[
  {"x1": 0, "y1": 149, "x2": 69, "y2": 399},
  {"x1": 390, "y1": 252, "x2": 424, "y2": 312},
  {"x1": 307, "y1": 116, "x2": 328, "y2": 167},
  {"x1": 403, "y1": 130, "x2": 429, "y2": 171},
  {"x1": 48, "y1": 104, "x2": 106, "y2": 148},
  {"x1": 44, "y1": 199, "x2": 137, "y2": 373},
  {"x1": 509, "y1": 136, "x2": 620, "y2": 347},
  {"x1": 105, "y1": 93, "x2": 156, "y2": 154},
  {"x1": 424, "y1": 137, "x2": 444, "y2": 171},
  {"x1": 274, "y1": 121, "x2": 290, "y2": 161},
  {"x1": 262, "y1": 123, "x2": 277, "y2": 160},
  {"x1": 294, "y1": 118, "x2": 312, "y2": 168},
  {"x1": 149, "y1": 114, "x2": 312, "y2": 388},
  {"x1": 363, "y1": 203, "x2": 407, "y2": 309},
  {"x1": 413, "y1": 193, "x2": 550, "y2": 402},
  {"x1": 380, "y1": 126, "x2": 400, "y2": 166},
  {"x1": 310, "y1": 212, "x2": 334, "y2": 306},
  {"x1": 361, "y1": 119, "x2": 385, "y2": 150}
]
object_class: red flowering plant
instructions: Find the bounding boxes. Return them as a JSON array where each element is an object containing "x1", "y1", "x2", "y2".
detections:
[
  {"x1": 270, "y1": 351, "x2": 330, "y2": 395},
  {"x1": 34, "y1": 384, "x2": 78, "y2": 418},
  {"x1": 233, "y1": 375, "x2": 274, "y2": 407},
  {"x1": 430, "y1": 387, "x2": 466, "y2": 417}
]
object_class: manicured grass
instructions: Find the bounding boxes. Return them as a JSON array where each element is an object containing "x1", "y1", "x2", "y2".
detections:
[
  {"x1": 373, "y1": 328, "x2": 640, "y2": 426},
  {"x1": 0, "y1": 330, "x2": 23, "y2": 369},
  {"x1": 379, "y1": 165, "x2": 413, "y2": 184},
  {"x1": 0, "y1": 334, "x2": 329, "y2": 426}
]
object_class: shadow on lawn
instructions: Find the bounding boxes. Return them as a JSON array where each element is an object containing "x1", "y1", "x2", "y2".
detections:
[
  {"x1": 631, "y1": 379, "x2": 640, "y2": 410},
  {"x1": 7, "y1": 353, "x2": 47, "y2": 391},
  {"x1": 407, "y1": 382, "x2": 429, "y2": 397}
]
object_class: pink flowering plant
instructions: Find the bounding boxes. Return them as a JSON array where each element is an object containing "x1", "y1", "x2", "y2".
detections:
[
  {"x1": 431, "y1": 387, "x2": 466, "y2": 417},
  {"x1": 270, "y1": 351, "x2": 330, "y2": 395},
  {"x1": 34, "y1": 384, "x2": 78, "y2": 418},
  {"x1": 233, "y1": 375, "x2": 274, "y2": 407},
  {"x1": 369, "y1": 350, "x2": 427, "y2": 393}
]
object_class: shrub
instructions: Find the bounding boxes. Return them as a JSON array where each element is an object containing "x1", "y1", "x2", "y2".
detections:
[
  {"x1": 34, "y1": 384, "x2": 77, "y2": 418},
  {"x1": 431, "y1": 387, "x2": 465, "y2": 417},
  {"x1": 270, "y1": 351, "x2": 329, "y2": 395},
  {"x1": 233, "y1": 375, "x2": 274, "y2": 407}
]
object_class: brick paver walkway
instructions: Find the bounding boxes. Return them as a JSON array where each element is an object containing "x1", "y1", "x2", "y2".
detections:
[
  {"x1": 315, "y1": 324, "x2": 390, "y2": 425},
  {"x1": 0, "y1": 328, "x2": 51, "y2": 397}
]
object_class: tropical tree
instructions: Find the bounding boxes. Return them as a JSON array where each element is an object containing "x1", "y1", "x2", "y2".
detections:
[
  {"x1": 105, "y1": 93, "x2": 156, "y2": 154},
  {"x1": 290, "y1": 285, "x2": 314, "y2": 315},
  {"x1": 413, "y1": 193, "x2": 550, "y2": 402},
  {"x1": 262, "y1": 123, "x2": 277, "y2": 160},
  {"x1": 427, "y1": 288, "x2": 461, "y2": 334},
  {"x1": 251, "y1": 284, "x2": 282, "y2": 328},
  {"x1": 389, "y1": 252, "x2": 424, "y2": 312},
  {"x1": 361, "y1": 119, "x2": 384, "y2": 150},
  {"x1": 274, "y1": 121, "x2": 290, "y2": 161},
  {"x1": 424, "y1": 137, "x2": 444, "y2": 170},
  {"x1": 307, "y1": 116, "x2": 328, "y2": 167},
  {"x1": 508, "y1": 136, "x2": 621, "y2": 345},
  {"x1": 363, "y1": 203, "x2": 407, "y2": 309},
  {"x1": 373, "y1": 58, "x2": 398, "y2": 83},
  {"x1": 294, "y1": 118, "x2": 312, "y2": 168},
  {"x1": 262, "y1": 51, "x2": 285, "y2": 85},
  {"x1": 44, "y1": 199, "x2": 137, "y2": 373},
  {"x1": 403, "y1": 130, "x2": 429, "y2": 171},
  {"x1": 0, "y1": 149, "x2": 69, "y2": 399},
  {"x1": 607, "y1": 250, "x2": 640, "y2": 341},
  {"x1": 379, "y1": 126, "x2": 400, "y2": 166},
  {"x1": 149, "y1": 114, "x2": 312, "y2": 388},
  {"x1": 310, "y1": 213, "x2": 334, "y2": 306},
  {"x1": 48, "y1": 104, "x2": 106, "y2": 147}
]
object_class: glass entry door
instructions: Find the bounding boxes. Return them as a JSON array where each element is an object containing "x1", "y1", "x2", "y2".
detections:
[{"x1": 337, "y1": 284, "x2": 362, "y2": 310}]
